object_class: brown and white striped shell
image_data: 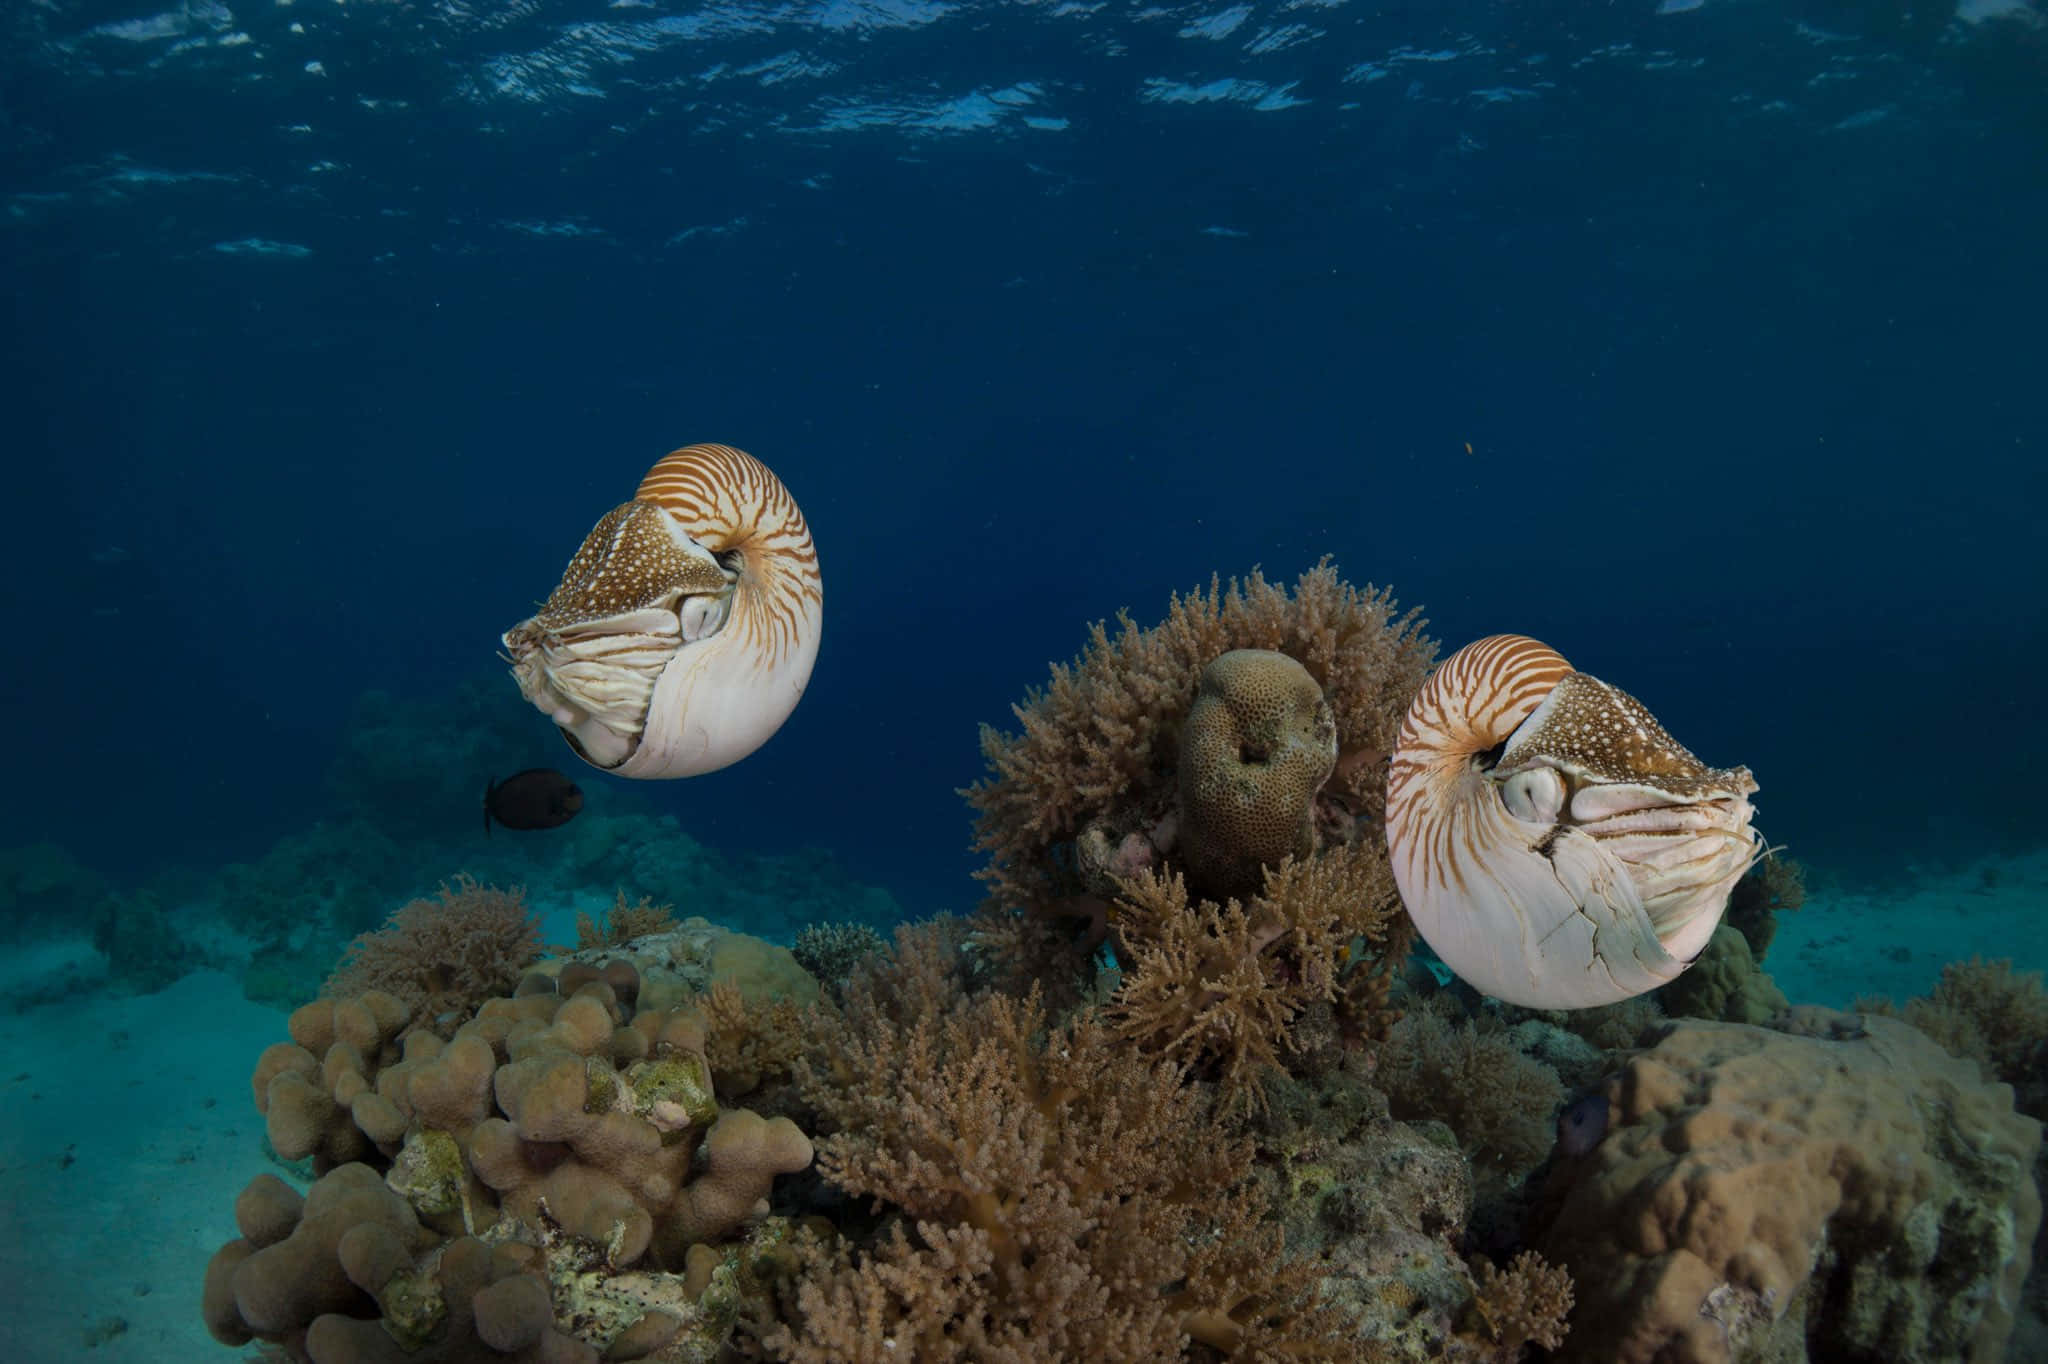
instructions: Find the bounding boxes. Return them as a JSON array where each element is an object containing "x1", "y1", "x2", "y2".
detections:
[
  {"x1": 1384, "y1": 635, "x2": 1760, "y2": 1007},
  {"x1": 502, "y1": 443, "x2": 821, "y2": 779}
]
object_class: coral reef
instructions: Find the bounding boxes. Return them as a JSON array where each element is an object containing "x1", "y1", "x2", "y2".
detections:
[
  {"x1": 768, "y1": 922, "x2": 1352, "y2": 1361},
  {"x1": 1374, "y1": 1006, "x2": 1565, "y2": 1184},
  {"x1": 1109, "y1": 841, "x2": 1408, "y2": 1111},
  {"x1": 325, "y1": 878, "x2": 543, "y2": 1037},
  {"x1": 788, "y1": 921, "x2": 886, "y2": 993},
  {"x1": 1721, "y1": 851, "x2": 1805, "y2": 963},
  {"x1": 966, "y1": 560, "x2": 1432, "y2": 946},
  {"x1": 573, "y1": 891, "x2": 678, "y2": 950},
  {"x1": 1654, "y1": 924, "x2": 1790, "y2": 1025},
  {"x1": 1464, "y1": 1252, "x2": 1573, "y2": 1360},
  {"x1": 1863, "y1": 956, "x2": 2048, "y2": 1117},
  {"x1": 964, "y1": 563, "x2": 1430, "y2": 1106},
  {"x1": 1176, "y1": 649, "x2": 1338, "y2": 899},
  {"x1": 209, "y1": 942, "x2": 817, "y2": 1361},
  {"x1": 1531, "y1": 1013, "x2": 2041, "y2": 1363},
  {"x1": 92, "y1": 886, "x2": 210, "y2": 994},
  {"x1": 538, "y1": 918, "x2": 821, "y2": 1018}
]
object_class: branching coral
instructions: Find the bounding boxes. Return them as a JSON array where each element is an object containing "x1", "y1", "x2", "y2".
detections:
[
  {"x1": 1464, "y1": 1251, "x2": 1573, "y2": 1360},
  {"x1": 1108, "y1": 840, "x2": 1407, "y2": 1112},
  {"x1": 324, "y1": 876, "x2": 542, "y2": 1036},
  {"x1": 766, "y1": 923, "x2": 1351, "y2": 1361},
  {"x1": 573, "y1": 890, "x2": 678, "y2": 950},
  {"x1": 694, "y1": 978, "x2": 804, "y2": 1101},
  {"x1": 965, "y1": 561, "x2": 1433, "y2": 937},
  {"x1": 788, "y1": 920, "x2": 887, "y2": 992},
  {"x1": 963, "y1": 561, "x2": 1431, "y2": 1109}
]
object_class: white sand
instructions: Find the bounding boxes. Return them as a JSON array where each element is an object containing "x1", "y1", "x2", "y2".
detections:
[
  {"x1": 1767, "y1": 846, "x2": 2048, "y2": 1011},
  {"x1": 0, "y1": 969, "x2": 280, "y2": 1363}
]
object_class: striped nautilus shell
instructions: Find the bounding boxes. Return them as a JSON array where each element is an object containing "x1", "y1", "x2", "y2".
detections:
[
  {"x1": 1385, "y1": 635, "x2": 1761, "y2": 1008},
  {"x1": 501, "y1": 444, "x2": 822, "y2": 780}
]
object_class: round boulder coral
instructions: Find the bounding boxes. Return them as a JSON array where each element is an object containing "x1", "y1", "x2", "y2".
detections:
[{"x1": 1177, "y1": 649, "x2": 1337, "y2": 898}]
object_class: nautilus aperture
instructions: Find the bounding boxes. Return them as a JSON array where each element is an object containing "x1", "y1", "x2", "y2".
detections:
[
  {"x1": 502, "y1": 444, "x2": 822, "y2": 779},
  {"x1": 1384, "y1": 634, "x2": 1760, "y2": 1008}
]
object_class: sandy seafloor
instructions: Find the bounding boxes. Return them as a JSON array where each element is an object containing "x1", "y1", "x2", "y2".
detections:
[{"x1": 2, "y1": 858, "x2": 2045, "y2": 1364}]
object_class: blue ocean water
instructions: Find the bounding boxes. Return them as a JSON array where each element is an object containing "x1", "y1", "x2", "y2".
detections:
[
  {"x1": 7, "y1": 0, "x2": 2046, "y2": 921},
  {"x1": 2, "y1": 0, "x2": 2047, "y2": 1355}
]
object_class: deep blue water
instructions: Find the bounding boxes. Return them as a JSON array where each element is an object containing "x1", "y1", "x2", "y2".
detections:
[{"x1": 5, "y1": 0, "x2": 2045, "y2": 924}]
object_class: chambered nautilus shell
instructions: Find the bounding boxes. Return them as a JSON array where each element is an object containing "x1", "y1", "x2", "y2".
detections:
[
  {"x1": 1384, "y1": 635, "x2": 1761, "y2": 1008},
  {"x1": 501, "y1": 444, "x2": 821, "y2": 779}
]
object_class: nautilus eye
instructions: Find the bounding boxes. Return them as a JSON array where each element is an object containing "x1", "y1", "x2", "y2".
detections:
[
  {"x1": 501, "y1": 443, "x2": 822, "y2": 779},
  {"x1": 1384, "y1": 635, "x2": 1761, "y2": 1008}
]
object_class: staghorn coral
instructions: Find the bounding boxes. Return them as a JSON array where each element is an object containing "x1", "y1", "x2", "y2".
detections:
[
  {"x1": 325, "y1": 877, "x2": 542, "y2": 1036},
  {"x1": 965, "y1": 561, "x2": 1433, "y2": 977},
  {"x1": 767, "y1": 924, "x2": 1352, "y2": 1361},
  {"x1": 1108, "y1": 840, "x2": 1407, "y2": 1113},
  {"x1": 573, "y1": 890, "x2": 678, "y2": 950}
]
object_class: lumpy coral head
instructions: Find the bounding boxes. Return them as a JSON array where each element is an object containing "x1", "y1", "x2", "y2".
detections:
[{"x1": 1177, "y1": 649, "x2": 1337, "y2": 899}]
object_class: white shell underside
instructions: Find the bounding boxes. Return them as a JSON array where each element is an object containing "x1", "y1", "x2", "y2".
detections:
[{"x1": 1392, "y1": 767, "x2": 1758, "y2": 1007}]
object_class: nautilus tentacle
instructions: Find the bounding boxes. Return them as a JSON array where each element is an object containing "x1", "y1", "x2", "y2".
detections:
[
  {"x1": 1384, "y1": 635, "x2": 1760, "y2": 1008},
  {"x1": 501, "y1": 443, "x2": 822, "y2": 779}
]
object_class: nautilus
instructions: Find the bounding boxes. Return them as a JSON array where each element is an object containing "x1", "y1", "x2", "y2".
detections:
[
  {"x1": 1384, "y1": 635, "x2": 1760, "y2": 1008},
  {"x1": 501, "y1": 443, "x2": 822, "y2": 779}
]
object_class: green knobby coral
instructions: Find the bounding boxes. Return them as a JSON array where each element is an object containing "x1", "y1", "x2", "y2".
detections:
[{"x1": 626, "y1": 1054, "x2": 719, "y2": 1133}]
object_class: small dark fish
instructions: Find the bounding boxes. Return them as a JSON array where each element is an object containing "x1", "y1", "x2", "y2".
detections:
[
  {"x1": 1556, "y1": 1091, "x2": 1611, "y2": 1158},
  {"x1": 484, "y1": 769, "x2": 584, "y2": 836}
]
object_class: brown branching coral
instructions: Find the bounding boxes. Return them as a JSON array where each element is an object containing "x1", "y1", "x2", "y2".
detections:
[
  {"x1": 1464, "y1": 1251, "x2": 1573, "y2": 1360},
  {"x1": 696, "y1": 977, "x2": 805, "y2": 1100},
  {"x1": 574, "y1": 889, "x2": 679, "y2": 949},
  {"x1": 965, "y1": 561, "x2": 1433, "y2": 942},
  {"x1": 323, "y1": 876, "x2": 541, "y2": 1035},
  {"x1": 767, "y1": 926, "x2": 1353, "y2": 1361},
  {"x1": 1109, "y1": 840, "x2": 1407, "y2": 1112}
]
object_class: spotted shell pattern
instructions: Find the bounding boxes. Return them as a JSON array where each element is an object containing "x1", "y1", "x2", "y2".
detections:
[
  {"x1": 1384, "y1": 634, "x2": 1760, "y2": 1008},
  {"x1": 503, "y1": 444, "x2": 822, "y2": 779}
]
